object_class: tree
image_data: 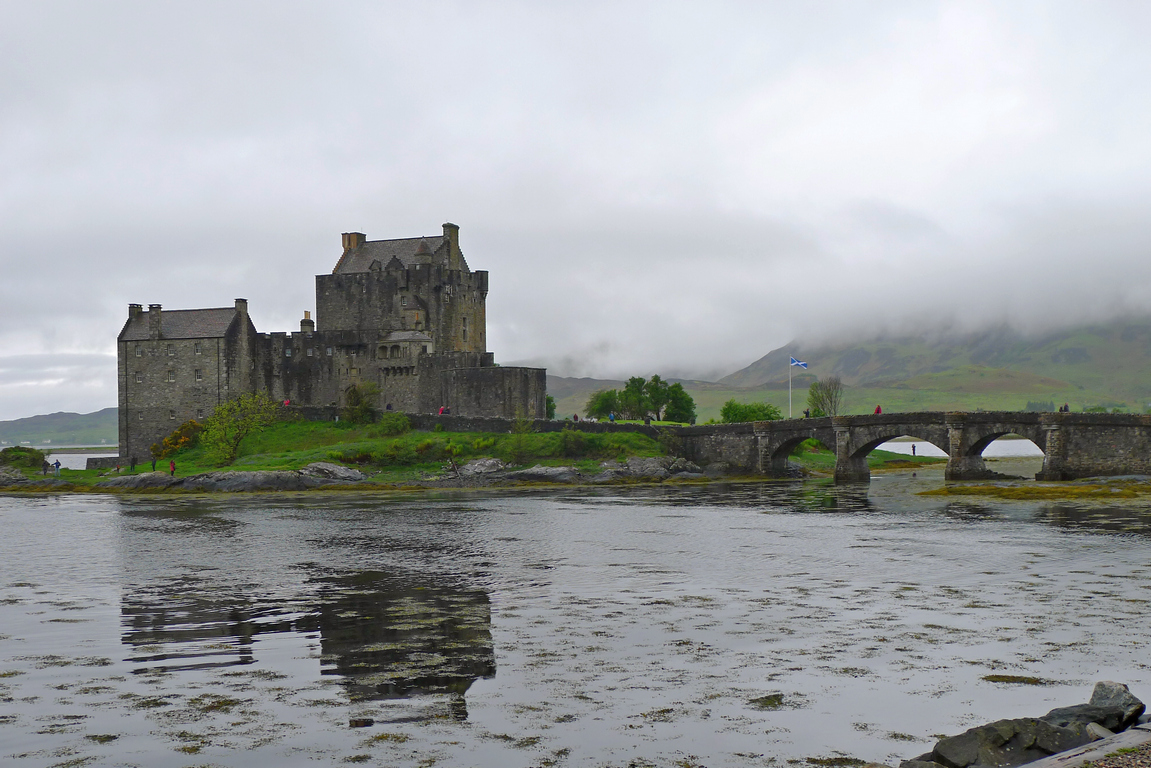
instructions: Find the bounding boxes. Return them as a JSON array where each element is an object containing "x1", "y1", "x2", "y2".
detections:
[
  {"x1": 342, "y1": 383, "x2": 380, "y2": 424},
  {"x1": 585, "y1": 389, "x2": 620, "y2": 419},
  {"x1": 200, "y1": 392, "x2": 282, "y2": 465},
  {"x1": 720, "y1": 399, "x2": 782, "y2": 423},
  {"x1": 644, "y1": 375, "x2": 671, "y2": 420},
  {"x1": 545, "y1": 394, "x2": 556, "y2": 419},
  {"x1": 806, "y1": 376, "x2": 844, "y2": 417},
  {"x1": 663, "y1": 383, "x2": 696, "y2": 424},
  {"x1": 619, "y1": 377, "x2": 649, "y2": 420}
]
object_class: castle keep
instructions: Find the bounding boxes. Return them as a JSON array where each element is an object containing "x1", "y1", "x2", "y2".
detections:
[{"x1": 117, "y1": 223, "x2": 546, "y2": 459}]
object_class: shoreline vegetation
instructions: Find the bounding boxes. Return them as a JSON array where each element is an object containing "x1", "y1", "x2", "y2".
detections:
[{"x1": 0, "y1": 420, "x2": 946, "y2": 494}]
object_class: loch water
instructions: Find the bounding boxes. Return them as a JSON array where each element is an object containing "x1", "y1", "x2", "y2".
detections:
[{"x1": 3, "y1": 460, "x2": 1151, "y2": 767}]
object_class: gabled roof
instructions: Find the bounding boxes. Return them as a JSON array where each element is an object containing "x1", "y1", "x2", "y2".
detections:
[
  {"x1": 119, "y1": 308, "x2": 237, "y2": 341},
  {"x1": 333, "y1": 236, "x2": 447, "y2": 274}
]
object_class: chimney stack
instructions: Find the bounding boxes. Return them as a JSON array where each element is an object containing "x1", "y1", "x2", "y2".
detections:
[
  {"x1": 341, "y1": 232, "x2": 366, "y2": 250},
  {"x1": 442, "y1": 222, "x2": 459, "y2": 251},
  {"x1": 235, "y1": 298, "x2": 248, "y2": 315},
  {"x1": 301, "y1": 310, "x2": 315, "y2": 333},
  {"x1": 147, "y1": 304, "x2": 162, "y2": 339},
  {"x1": 128, "y1": 303, "x2": 143, "y2": 321}
]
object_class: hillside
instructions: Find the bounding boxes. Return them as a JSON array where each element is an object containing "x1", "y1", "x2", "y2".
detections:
[
  {"x1": 718, "y1": 318, "x2": 1151, "y2": 413},
  {"x1": 0, "y1": 408, "x2": 118, "y2": 447}
]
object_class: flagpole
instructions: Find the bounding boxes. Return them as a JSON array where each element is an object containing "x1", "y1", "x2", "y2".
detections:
[{"x1": 789, "y1": 362, "x2": 792, "y2": 419}]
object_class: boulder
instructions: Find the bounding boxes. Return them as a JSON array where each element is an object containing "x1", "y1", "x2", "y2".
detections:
[
  {"x1": 931, "y1": 718, "x2": 1096, "y2": 768},
  {"x1": 667, "y1": 457, "x2": 702, "y2": 474},
  {"x1": 503, "y1": 465, "x2": 581, "y2": 484},
  {"x1": 1042, "y1": 704, "x2": 1127, "y2": 732},
  {"x1": 299, "y1": 462, "x2": 368, "y2": 481},
  {"x1": 589, "y1": 469, "x2": 630, "y2": 483},
  {"x1": 178, "y1": 471, "x2": 317, "y2": 492},
  {"x1": 704, "y1": 461, "x2": 731, "y2": 478},
  {"x1": 899, "y1": 760, "x2": 945, "y2": 768},
  {"x1": 1041, "y1": 682, "x2": 1146, "y2": 733},
  {"x1": 96, "y1": 472, "x2": 178, "y2": 490},
  {"x1": 459, "y1": 458, "x2": 505, "y2": 476},
  {"x1": 1090, "y1": 681, "x2": 1146, "y2": 730},
  {"x1": 0, "y1": 466, "x2": 28, "y2": 485},
  {"x1": 625, "y1": 457, "x2": 671, "y2": 480}
]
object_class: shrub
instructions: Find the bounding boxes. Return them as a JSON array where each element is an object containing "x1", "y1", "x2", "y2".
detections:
[
  {"x1": 372, "y1": 440, "x2": 418, "y2": 466},
  {"x1": 0, "y1": 446, "x2": 46, "y2": 469},
  {"x1": 342, "y1": 383, "x2": 380, "y2": 425},
  {"x1": 720, "y1": 400, "x2": 782, "y2": 423},
  {"x1": 369, "y1": 412, "x2": 410, "y2": 437},
  {"x1": 150, "y1": 419, "x2": 203, "y2": 459},
  {"x1": 558, "y1": 427, "x2": 587, "y2": 457},
  {"x1": 472, "y1": 436, "x2": 496, "y2": 452}
]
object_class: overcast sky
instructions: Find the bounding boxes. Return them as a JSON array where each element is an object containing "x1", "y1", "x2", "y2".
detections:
[{"x1": 2, "y1": 1, "x2": 1150, "y2": 420}]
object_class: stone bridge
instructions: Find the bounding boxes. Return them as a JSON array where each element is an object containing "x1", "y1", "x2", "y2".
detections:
[{"x1": 677, "y1": 411, "x2": 1151, "y2": 484}]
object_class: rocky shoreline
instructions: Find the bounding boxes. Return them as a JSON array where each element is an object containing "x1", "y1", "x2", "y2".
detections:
[
  {"x1": 0, "y1": 456, "x2": 739, "y2": 494},
  {"x1": 895, "y1": 681, "x2": 1149, "y2": 768}
]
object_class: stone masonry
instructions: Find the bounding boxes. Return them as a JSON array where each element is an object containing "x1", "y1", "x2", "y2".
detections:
[{"x1": 118, "y1": 224, "x2": 546, "y2": 460}]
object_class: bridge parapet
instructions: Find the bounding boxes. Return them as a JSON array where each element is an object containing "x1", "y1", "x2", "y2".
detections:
[{"x1": 677, "y1": 411, "x2": 1151, "y2": 484}]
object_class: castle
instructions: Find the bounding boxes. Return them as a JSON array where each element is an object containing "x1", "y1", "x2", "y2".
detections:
[{"x1": 117, "y1": 223, "x2": 546, "y2": 460}]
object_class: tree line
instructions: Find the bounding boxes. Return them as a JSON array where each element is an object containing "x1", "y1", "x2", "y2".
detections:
[{"x1": 584, "y1": 375, "x2": 697, "y2": 423}]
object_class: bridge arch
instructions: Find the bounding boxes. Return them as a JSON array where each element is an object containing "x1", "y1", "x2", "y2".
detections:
[{"x1": 848, "y1": 432, "x2": 950, "y2": 461}]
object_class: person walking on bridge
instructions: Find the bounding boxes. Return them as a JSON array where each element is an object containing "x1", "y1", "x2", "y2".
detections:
[{"x1": 874, "y1": 405, "x2": 882, "y2": 414}]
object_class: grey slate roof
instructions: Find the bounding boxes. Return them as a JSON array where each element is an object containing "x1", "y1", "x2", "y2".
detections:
[
  {"x1": 119, "y1": 308, "x2": 237, "y2": 341},
  {"x1": 333, "y1": 236, "x2": 446, "y2": 274}
]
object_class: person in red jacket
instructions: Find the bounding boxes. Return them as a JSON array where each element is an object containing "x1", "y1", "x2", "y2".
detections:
[{"x1": 874, "y1": 405, "x2": 882, "y2": 414}]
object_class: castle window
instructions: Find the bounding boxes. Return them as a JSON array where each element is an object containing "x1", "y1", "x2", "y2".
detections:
[
  {"x1": 462, "y1": 316, "x2": 468, "y2": 342},
  {"x1": 167, "y1": 371, "x2": 175, "y2": 382},
  {"x1": 138, "y1": 414, "x2": 143, "y2": 421},
  {"x1": 390, "y1": 345, "x2": 401, "y2": 358},
  {"x1": 326, "y1": 347, "x2": 332, "y2": 356},
  {"x1": 197, "y1": 409, "x2": 204, "y2": 419},
  {"x1": 134, "y1": 345, "x2": 142, "y2": 357},
  {"x1": 194, "y1": 369, "x2": 202, "y2": 382},
  {"x1": 194, "y1": 343, "x2": 201, "y2": 355},
  {"x1": 135, "y1": 372, "x2": 142, "y2": 383},
  {"x1": 422, "y1": 345, "x2": 427, "y2": 354},
  {"x1": 285, "y1": 348, "x2": 292, "y2": 357},
  {"x1": 307, "y1": 348, "x2": 313, "y2": 357},
  {"x1": 169, "y1": 410, "x2": 176, "y2": 420},
  {"x1": 401, "y1": 296, "x2": 407, "y2": 306},
  {"x1": 166, "y1": 344, "x2": 174, "y2": 356}
]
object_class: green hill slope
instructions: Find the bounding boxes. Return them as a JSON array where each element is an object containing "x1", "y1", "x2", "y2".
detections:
[
  {"x1": 719, "y1": 318, "x2": 1151, "y2": 413},
  {"x1": 0, "y1": 408, "x2": 118, "y2": 447}
]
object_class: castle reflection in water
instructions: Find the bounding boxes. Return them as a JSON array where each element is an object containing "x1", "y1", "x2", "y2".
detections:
[{"x1": 119, "y1": 568, "x2": 496, "y2": 711}]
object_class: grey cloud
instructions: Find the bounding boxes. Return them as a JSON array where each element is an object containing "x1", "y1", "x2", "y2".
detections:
[{"x1": 2, "y1": 2, "x2": 1151, "y2": 416}]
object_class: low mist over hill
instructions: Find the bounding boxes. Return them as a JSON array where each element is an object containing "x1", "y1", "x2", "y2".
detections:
[{"x1": 721, "y1": 318, "x2": 1151, "y2": 411}]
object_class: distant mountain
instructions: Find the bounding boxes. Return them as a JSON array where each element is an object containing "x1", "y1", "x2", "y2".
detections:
[
  {"x1": 0, "y1": 408, "x2": 118, "y2": 447},
  {"x1": 720, "y1": 318, "x2": 1151, "y2": 409}
]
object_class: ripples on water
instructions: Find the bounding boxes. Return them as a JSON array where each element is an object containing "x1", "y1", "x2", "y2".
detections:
[{"x1": 2, "y1": 471, "x2": 1151, "y2": 767}]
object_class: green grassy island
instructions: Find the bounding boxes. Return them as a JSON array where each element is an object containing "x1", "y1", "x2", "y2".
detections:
[{"x1": 0, "y1": 418, "x2": 945, "y2": 492}]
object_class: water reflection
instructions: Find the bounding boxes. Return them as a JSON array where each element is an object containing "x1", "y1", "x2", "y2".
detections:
[
  {"x1": 1038, "y1": 504, "x2": 1151, "y2": 536},
  {"x1": 313, "y1": 570, "x2": 495, "y2": 706},
  {"x1": 121, "y1": 568, "x2": 495, "y2": 711}
]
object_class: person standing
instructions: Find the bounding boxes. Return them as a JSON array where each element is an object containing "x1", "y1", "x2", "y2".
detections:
[
  {"x1": 169, "y1": 459, "x2": 175, "y2": 477},
  {"x1": 152, "y1": 457, "x2": 157, "y2": 472},
  {"x1": 53, "y1": 459, "x2": 61, "y2": 476},
  {"x1": 130, "y1": 456, "x2": 137, "y2": 472},
  {"x1": 874, "y1": 405, "x2": 883, "y2": 414}
]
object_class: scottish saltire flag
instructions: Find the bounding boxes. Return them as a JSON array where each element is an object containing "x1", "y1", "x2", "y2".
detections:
[{"x1": 790, "y1": 357, "x2": 808, "y2": 369}]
